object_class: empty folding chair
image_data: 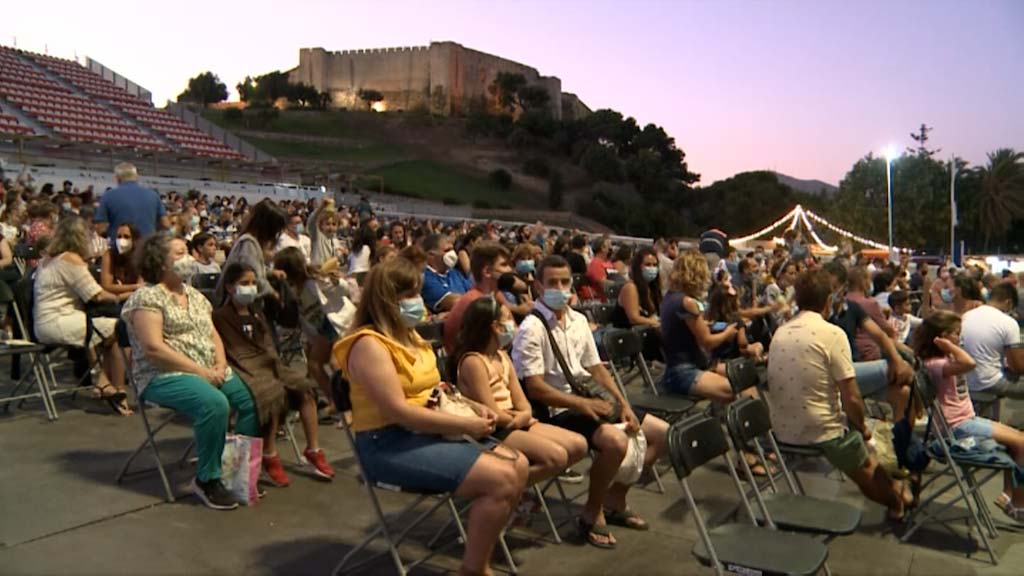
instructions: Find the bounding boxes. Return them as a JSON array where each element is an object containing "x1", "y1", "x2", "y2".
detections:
[
  {"x1": 332, "y1": 386, "x2": 471, "y2": 576},
  {"x1": 900, "y1": 370, "x2": 1010, "y2": 564},
  {"x1": 603, "y1": 329, "x2": 695, "y2": 421},
  {"x1": 667, "y1": 413, "x2": 829, "y2": 576},
  {"x1": 725, "y1": 397, "x2": 861, "y2": 541},
  {"x1": 414, "y1": 321, "x2": 445, "y2": 355},
  {"x1": 192, "y1": 272, "x2": 220, "y2": 304},
  {"x1": 114, "y1": 318, "x2": 194, "y2": 503}
]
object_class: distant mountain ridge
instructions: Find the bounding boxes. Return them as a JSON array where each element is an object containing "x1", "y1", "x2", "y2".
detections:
[{"x1": 773, "y1": 172, "x2": 838, "y2": 196}]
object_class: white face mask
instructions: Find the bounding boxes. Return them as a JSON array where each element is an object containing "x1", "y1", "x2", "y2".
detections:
[
  {"x1": 232, "y1": 284, "x2": 258, "y2": 306},
  {"x1": 172, "y1": 255, "x2": 195, "y2": 282},
  {"x1": 442, "y1": 249, "x2": 459, "y2": 270},
  {"x1": 115, "y1": 238, "x2": 132, "y2": 253}
]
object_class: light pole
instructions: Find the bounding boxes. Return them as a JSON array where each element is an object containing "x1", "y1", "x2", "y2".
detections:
[{"x1": 884, "y1": 145, "x2": 900, "y2": 259}]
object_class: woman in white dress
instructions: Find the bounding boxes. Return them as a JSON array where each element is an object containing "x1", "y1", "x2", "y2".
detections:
[{"x1": 33, "y1": 216, "x2": 129, "y2": 414}]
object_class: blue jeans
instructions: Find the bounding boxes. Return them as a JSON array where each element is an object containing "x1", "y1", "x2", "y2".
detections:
[{"x1": 854, "y1": 360, "x2": 889, "y2": 398}]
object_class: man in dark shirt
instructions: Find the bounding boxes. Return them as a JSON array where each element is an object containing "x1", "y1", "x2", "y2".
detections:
[
  {"x1": 565, "y1": 234, "x2": 588, "y2": 276},
  {"x1": 909, "y1": 262, "x2": 929, "y2": 292},
  {"x1": 96, "y1": 162, "x2": 166, "y2": 240},
  {"x1": 824, "y1": 262, "x2": 914, "y2": 417}
]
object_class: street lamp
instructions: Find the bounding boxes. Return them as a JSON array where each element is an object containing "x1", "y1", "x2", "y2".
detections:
[{"x1": 883, "y1": 145, "x2": 900, "y2": 258}]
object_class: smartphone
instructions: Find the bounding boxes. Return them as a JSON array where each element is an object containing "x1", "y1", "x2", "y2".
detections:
[{"x1": 711, "y1": 321, "x2": 729, "y2": 332}]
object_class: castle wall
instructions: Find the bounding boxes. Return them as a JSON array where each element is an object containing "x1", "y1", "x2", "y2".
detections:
[{"x1": 290, "y1": 42, "x2": 565, "y2": 119}]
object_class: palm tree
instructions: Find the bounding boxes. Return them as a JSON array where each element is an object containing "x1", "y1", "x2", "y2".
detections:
[{"x1": 974, "y1": 148, "x2": 1024, "y2": 250}]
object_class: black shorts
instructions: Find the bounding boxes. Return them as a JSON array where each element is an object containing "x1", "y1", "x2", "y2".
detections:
[{"x1": 548, "y1": 407, "x2": 648, "y2": 451}]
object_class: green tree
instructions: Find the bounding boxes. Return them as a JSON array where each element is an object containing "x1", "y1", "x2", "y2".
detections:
[
  {"x1": 237, "y1": 71, "x2": 291, "y2": 105},
  {"x1": 548, "y1": 171, "x2": 564, "y2": 210},
  {"x1": 972, "y1": 148, "x2": 1024, "y2": 250},
  {"x1": 358, "y1": 88, "x2": 384, "y2": 110},
  {"x1": 177, "y1": 71, "x2": 228, "y2": 105},
  {"x1": 580, "y1": 144, "x2": 625, "y2": 183},
  {"x1": 287, "y1": 83, "x2": 321, "y2": 108},
  {"x1": 488, "y1": 168, "x2": 513, "y2": 190},
  {"x1": 516, "y1": 85, "x2": 550, "y2": 111},
  {"x1": 490, "y1": 72, "x2": 527, "y2": 112},
  {"x1": 907, "y1": 123, "x2": 941, "y2": 158}
]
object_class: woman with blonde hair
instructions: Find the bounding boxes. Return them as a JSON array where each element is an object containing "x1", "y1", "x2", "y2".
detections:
[
  {"x1": 333, "y1": 257, "x2": 528, "y2": 576},
  {"x1": 34, "y1": 216, "x2": 129, "y2": 414},
  {"x1": 659, "y1": 250, "x2": 740, "y2": 401}
]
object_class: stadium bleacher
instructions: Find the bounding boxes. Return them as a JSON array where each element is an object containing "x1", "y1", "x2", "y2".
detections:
[{"x1": 0, "y1": 46, "x2": 244, "y2": 160}]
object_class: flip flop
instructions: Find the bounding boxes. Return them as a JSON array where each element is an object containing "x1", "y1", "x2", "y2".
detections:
[
  {"x1": 604, "y1": 507, "x2": 650, "y2": 531},
  {"x1": 576, "y1": 516, "x2": 616, "y2": 549}
]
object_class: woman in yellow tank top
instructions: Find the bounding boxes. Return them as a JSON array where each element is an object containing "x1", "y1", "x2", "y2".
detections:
[
  {"x1": 332, "y1": 257, "x2": 528, "y2": 576},
  {"x1": 449, "y1": 297, "x2": 587, "y2": 484}
]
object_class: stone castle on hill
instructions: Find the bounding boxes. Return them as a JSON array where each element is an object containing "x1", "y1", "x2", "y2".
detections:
[{"x1": 287, "y1": 41, "x2": 589, "y2": 120}]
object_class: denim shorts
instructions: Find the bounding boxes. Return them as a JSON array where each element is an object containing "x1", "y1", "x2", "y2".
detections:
[
  {"x1": 853, "y1": 360, "x2": 889, "y2": 398},
  {"x1": 659, "y1": 362, "x2": 705, "y2": 396},
  {"x1": 952, "y1": 417, "x2": 995, "y2": 440},
  {"x1": 355, "y1": 426, "x2": 485, "y2": 493}
]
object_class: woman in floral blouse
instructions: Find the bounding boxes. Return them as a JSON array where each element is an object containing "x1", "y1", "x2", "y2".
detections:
[{"x1": 122, "y1": 233, "x2": 259, "y2": 511}]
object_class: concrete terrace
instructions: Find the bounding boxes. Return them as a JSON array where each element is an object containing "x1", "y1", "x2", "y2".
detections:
[{"x1": 3, "y1": 365, "x2": 1024, "y2": 576}]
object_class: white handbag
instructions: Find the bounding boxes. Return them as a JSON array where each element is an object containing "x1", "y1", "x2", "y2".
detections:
[{"x1": 612, "y1": 423, "x2": 647, "y2": 485}]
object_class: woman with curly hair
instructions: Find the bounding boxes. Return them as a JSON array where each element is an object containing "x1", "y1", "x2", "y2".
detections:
[{"x1": 658, "y1": 250, "x2": 739, "y2": 401}]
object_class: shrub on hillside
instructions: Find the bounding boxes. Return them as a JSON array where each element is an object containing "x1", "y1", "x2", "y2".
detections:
[
  {"x1": 506, "y1": 127, "x2": 536, "y2": 150},
  {"x1": 223, "y1": 108, "x2": 243, "y2": 122},
  {"x1": 548, "y1": 171, "x2": 564, "y2": 210},
  {"x1": 522, "y1": 156, "x2": 551, "y2": 178},
  {"x1": 580, "y1": 144, "x2": 625, "y2": 183},
  {"x1": 488, "y1": 168, "x2": 513, "y2": 190}
]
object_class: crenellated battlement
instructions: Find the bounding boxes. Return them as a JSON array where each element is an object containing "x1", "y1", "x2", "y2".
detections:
[{"x1": 331, "y1": 45, "x2": 429, "y2": 56}]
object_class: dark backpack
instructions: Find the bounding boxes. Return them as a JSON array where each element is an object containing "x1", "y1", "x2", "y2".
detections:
[{"x1": 892, "y1": 371, "x2": 931, "y2": 473}]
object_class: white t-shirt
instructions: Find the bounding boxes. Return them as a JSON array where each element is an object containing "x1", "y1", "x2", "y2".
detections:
[
  {"x1": 348, "y1": 244, "x2": 371, "y2": 274},
  {"x1": 276, "y1": 232, "x2": 311, "y2": 263},
  {"x1": 961, "y1": 305, "x2": 1021, "y2": 391}
]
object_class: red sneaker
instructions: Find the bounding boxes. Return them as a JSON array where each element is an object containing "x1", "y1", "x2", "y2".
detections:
[
  {"x1": 304, "y1": 448, "x2": 336, "y2": 480},
  {"x1": 262, "y1": 454, "x2": 290, "y2": 487}
]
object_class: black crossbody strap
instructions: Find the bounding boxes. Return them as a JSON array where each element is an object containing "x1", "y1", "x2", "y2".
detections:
[{"x1": 530, "y1": 309, "x2": 582, "y2": 395}]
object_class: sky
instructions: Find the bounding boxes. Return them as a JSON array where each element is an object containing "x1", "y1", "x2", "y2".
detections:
[{"x1": 5, "y1": 0, "x2": 1022, "y2": 185}]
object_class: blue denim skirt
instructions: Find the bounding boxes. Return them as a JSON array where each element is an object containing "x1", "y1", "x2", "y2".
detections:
[
  {"x1": 355, "y1": 426, "x2": 485, "y2": 493},
  {"x1": 658, "y1": 362, "x2": 705, "y2": 396}
]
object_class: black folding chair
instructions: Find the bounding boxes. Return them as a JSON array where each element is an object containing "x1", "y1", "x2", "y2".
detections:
[
  {"x1": 900, "y1": 369, "x2": 1010, "y2": 564},
  {"x1": 415, "y1": 321, "x2": 445, "y2": 356},
  {"x1": 332, "y1": 387, "x2": 472, "y2": 576},
  {"x1": 667, "y1": 413, "x2": 829, "y2": 576},
  {"x1": 114, "y1": 318, "x2": 195, "y2": 503},
  {"x1": 193, "y1": 272, "x2": 220, "y2": 304},
  {"x1": 588, "y1": 303, "x2": 616, "y2": 327},
  {"x1": 725, "y1": 397, "x2": 862, "y2": 543}
]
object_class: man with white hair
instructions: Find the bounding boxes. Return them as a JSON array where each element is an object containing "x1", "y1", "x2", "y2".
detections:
[{"x1": 96, "y1": 162, "x2": 166, "y2": 241}]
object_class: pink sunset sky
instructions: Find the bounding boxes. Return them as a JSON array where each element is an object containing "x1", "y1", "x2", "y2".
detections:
[{"x1": 7, "y1": 0, "x2": 1021, "y2": 185}]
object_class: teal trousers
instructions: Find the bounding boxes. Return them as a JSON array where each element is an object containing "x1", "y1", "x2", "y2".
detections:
[{"x1": 142, "y1": 372, "x2": 259, "y2": 482}]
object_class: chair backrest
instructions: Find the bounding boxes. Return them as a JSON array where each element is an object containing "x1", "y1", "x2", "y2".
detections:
[
  {"x1": 193, "y1": 273, "x2": 220, "y2": 290},
  {"x1": 13, "y1": 243, "x2": 39, "y2": 260},
  {"x1": 725, "y1": 357, "x2": 759, "y2": 396},
  {"x1": 602, "y1": 328, "x2": 643, "y2": 362},
  {"x1": 605, "y1": 281, "x2": 624, "y2": 303},
  {"x1": 415, "y1": 321, "x2": 444, "y2": 345},
  {"x1": 668, "y1": 413, "x2": 730, "y2": 479},
  {"x1": 12, "y1": 272, "x2": 37, "y2": 342},
  {"x1": 114, "y1": 317, "x2": 131, "y2": 349},
  {"x1": 725, "y1": 396, "x2": 772, "y2": 446},
  {"x1": 590, "y1": 303, "x2": 616, "y2": 326}
]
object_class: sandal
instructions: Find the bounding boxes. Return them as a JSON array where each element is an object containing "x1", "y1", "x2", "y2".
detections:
[
  {"x1": 743, "y1": 452, "x2": 777, "y2": 477},
  {"x1": 996, "y1": 495, "x2": 1024, "y2": 526},
  {"x1": 604, "y1": 507, "x2": 650, "y2": 531},
  {"x1": 576, "y1": 516, "x2": 616, "y2": 549},
  {"x1": 92, "y1": 382, "x2": 126, "y2": 401}
]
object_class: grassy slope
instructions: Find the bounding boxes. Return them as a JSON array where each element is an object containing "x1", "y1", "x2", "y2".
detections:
[{"x1": 203, "y1": 109, "x2": 527, "y2": 207}]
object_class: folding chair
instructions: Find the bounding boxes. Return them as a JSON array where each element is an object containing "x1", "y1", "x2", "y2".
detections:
[
  {"x1": 667, "y1": 413, "x2": 829, "y2": 576},
  {"x1": 725, "y1": 397, "x2": 861, "y2": 541},
  {"x1": 602, "y1": 329, "x2": 695, "y2": 422},
  {"x1": 415, "y1": 321, "x2": 444, "y2": 356},
  {"x1": 588, "y1": 303, "x2": 616, "y2": 327},
  {"x1": 900, "y1": 369, "x2": 1011, "y2": 564},
  {"x1": 0, "y1": 340, "x2": 57, "y2": 420},
  {"x1": 11, "y1": 272, "x2": 94, "y2": 416},
  {"x1": 332, "y1": 392, "x2": 471, "y2": 576},
  {"x1": 192, "y1": 272, "x2": 220, "y2": 304},
  {"x1": 114, "y1": 318, "x2": 194, "y2": 503}
]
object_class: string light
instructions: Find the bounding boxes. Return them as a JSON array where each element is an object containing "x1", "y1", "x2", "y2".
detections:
[{"x1": 731, "y1": 205, "x2": 911, "y2": 254}]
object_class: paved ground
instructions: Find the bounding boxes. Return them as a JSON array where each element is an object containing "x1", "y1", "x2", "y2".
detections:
[{"x1": 2, "y1": 362, "x2": 1024, "y2": 576}]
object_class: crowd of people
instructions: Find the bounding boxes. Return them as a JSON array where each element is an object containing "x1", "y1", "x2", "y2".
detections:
[{"x1": 2, "y1": 161, "x2": 1024, "y2": 574}]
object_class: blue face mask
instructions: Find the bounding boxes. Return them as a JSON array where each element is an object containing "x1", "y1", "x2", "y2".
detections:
[
  {"x1": 398, "y1": 296, "x2": 426, "y2": 326},
  {"x1": 641, "y1": 266, "x2": 659, "y2": 283},
  {"x1": 981, "y1": 287, "x2": 990, "y2": 302},
  {"x1": 496, "y1": 321, "x2": 515, "y2": 348},
  {"x1": 940, "y1": 288, "x2": 954, "y2": 304},
  {"x1": 294, "y1": 224, "x2": 305, "y2": 235},
  {"x1": 542, "y1": 288, "x2": 572, "y2": 311},
  {"x1": 516, "y1": 260, "x2": 535, "y2": 274}
]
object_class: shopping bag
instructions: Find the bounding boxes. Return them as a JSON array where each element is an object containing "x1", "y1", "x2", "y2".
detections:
[
  {"x1": 612, "y1": 423, "x2": 647, "y2": 485},
  {"x1": 865, "y1": 419, "x2": 899, "y2": 475},
  {"x1": 221, "y1": 435, "x2": 263, "y2": 506}
]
